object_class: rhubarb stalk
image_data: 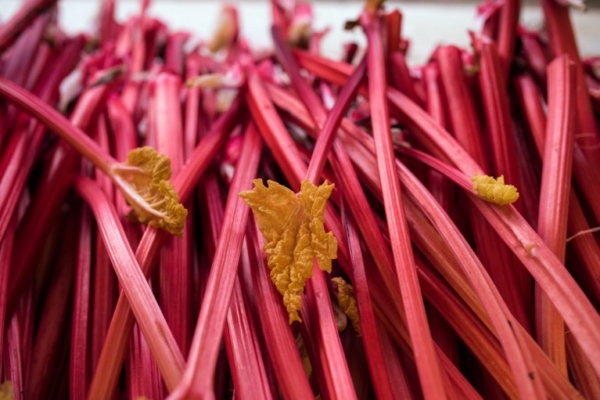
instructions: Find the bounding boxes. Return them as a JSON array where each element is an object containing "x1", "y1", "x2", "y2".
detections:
[
  {"x1": 153, "y1": 72, "x2": 192, "y2": 355},
  {"x1": 360, "y1": 8, "x2": 447, "y2": 399},
  {"x1": 168, "y1": 123, "x2": 262, "y2": 399},
  {"x1": 535, "y1": 55, "x2": 575, "y2": 374},
  {"x1": 69, "y1": 206, "x2": 93, "y2": 399},
  {"x1": 0, "y1": 0, "x2": 57, "y2": 54},
  {"x1": 88, "y1": 98, "x2": 242, "y2": 398},
  {"x1": 74, "y1": 177, "x2": 185, "y2": 390}
]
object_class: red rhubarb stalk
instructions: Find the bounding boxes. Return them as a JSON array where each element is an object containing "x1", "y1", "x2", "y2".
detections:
[
  {"x1": 27, "y1": 211, "x2": 78, "y2": 399},
  {"x1": 246, "y1": 56, "x2": 361, "y2": 398},
  {"x1": 518, "y1": 27, "x2": 548, "y2": 86},
  {"x1": 127, "y1": 325, "x2": 163, "y2": 399},
  {"x1": 477, "y1": 38, "x2": 525, "y2": 213},
  {"x1": 566, "y1": 193, "x2": 600, "y2": 306},
  {"x1": 385, "y1": 9, "x2": 402, "y2": 56},
  {"x1": 271, "y1": 25, "x2": 384, "y2": 398},
  {"x1": 0, "y1": 35, "x2": 84, "y2": 247},
  {"x1": 541, "y1": 0, "x2": 600, "y2": 167},
  {"x1": 1, "y1": 14, "x2": 48, "y2": 99},
  {"x1": 389, "y1": 51, "x2": 421, "y2": 106},
  {"x1": 69, "y1": 206, "x2": 93, "y2": 399},
  {"x1": 496, "y1": 0, "x2": 520, "y2": 77},
  {"x1": 438, "y1": 45, "x2": 532, "y2": 331},
  {"x1": 88, "y1": 99, "x2": 242, "y2": 397},
  {"x1": 514, "y1": 73, "x2": 546, "y2": 156},
  {"x1": 0, "y1": 77, "x2": 116, "y2": 173},
  {"x1": 0, "y1": 0, "x2": 57, "y2": 54},
  {"x1": 200, "y1": 132, "x2": 273, "y2": 399},
  {"x1": 168, "y1": 123, "x2": 262, "y2": 399},
  {"x1": 360, "y1": 9, "x2": 447, "y2": 399},
  {"x1": 4, "y1": 314, "x2": 25, "y2": 399},
  {"x1": 74, "y1": 177, "x2": 185, "y2": 390},
  {"x1": 517, "y1": 56, "x2": 600, "y2": 397},
  {"x1": 297, "y1": 54, "x2": 600, "y2": 377},
  {"x1": 341, "y1": 205, "x2": 399, "y2": 400},
  {"x1": 0, "y1": 222, "x2": 14, "y2": 374},
  {"x1": 269, "y1": 60, "x2": 578, "y2": 398},
  {"x1": 280, "y1": 14, "x2": 446, "y2": 396},
  {"x1": 224, "y1": 274, "x2": 273, "y2": 399},
  {"x1": 153, "y1": 72, "x2": 192, "y2": 355},
  {"x1": 535, "y1": 55, "x2": 576, "y2": 374},
  {"x1": 90, "y1": 116, "x2": 119, "y2": 386},
  {"x1": 248, "y1": 220, "x2": 315, "y2": 399},
  {"x1": 323, "y1": 102, "x2": 545, "y2": 397},
  {"x1": 7, "y1": 77, "x2": 115, "y2": 316},
  {"x1": 269, "y1": 85, "x2": 481, "y2": 395},
  {"x1": 422, "y1": 62, "x2": 459, "y2": 362}
]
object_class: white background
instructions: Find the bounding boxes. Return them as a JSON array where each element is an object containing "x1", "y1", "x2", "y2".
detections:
[{"x1": 1, "y1": 1, "x2": 599, "y2": 65}]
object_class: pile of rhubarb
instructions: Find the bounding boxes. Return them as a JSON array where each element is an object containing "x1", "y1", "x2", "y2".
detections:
[{"x1": 0, "y1": 0, "x2": 599, "y2": 398}]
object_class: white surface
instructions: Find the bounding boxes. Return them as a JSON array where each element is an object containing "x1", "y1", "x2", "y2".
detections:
[{"x1": 1, "y1": 1, "x2": 599, "y2": 65}]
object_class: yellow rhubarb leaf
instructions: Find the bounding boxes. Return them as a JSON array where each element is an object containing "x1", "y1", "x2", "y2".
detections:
[
  {"x1": 240, "y1": 179, "x2": 338, "y2": 323},
  {"x1": 332, "y1": 277, "x2": 361, "y2": 336},
  {"x1": 471, "y1": 174, "x2": 519, "y2": 206},
  {"x1": 0, "y1": 381, "x2": 13, "y2": 400},
  {"x1": 111, "y1": 147, "x2": 187, "y2": 236}
]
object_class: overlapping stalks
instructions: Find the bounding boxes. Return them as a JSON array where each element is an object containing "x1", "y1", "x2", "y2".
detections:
[{"x1": 0, "y1": 0, "x2": 598, "y2": 399}]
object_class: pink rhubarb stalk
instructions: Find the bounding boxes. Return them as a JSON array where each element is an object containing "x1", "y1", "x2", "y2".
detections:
[
  {"x1": 248, "y1": 219, "x2": 315, "y2": 399},
  {"x1": 168, "y1": 123, "x2": 262, "y2": 399},
  {"x1": 295, "y1": 53, "x2": 600, "y2": 378},
  {"x1": 360, "y1": 9, "x2": 447, "y2": 399},
  {"x1": 535, "y1": 55, "x2": 576, "y2": 374},
  {"x1": 0, "y1": 222, "x2": 15, "y2": 376},
  {"x1": 200, "y1": 133, "x2": 273, "y2": 400},
  {"x1": 341, "y1": 205, "x2": 399, "y2": 400},
  {"x1": 27, "y1": 213, "x2": 78, "y2": 399},
  {"x1": 90, "y1": 117, "x2": 119, "y2": 387},
  {"x1": 74, "y1": 177, "x2": 185, "y2": 390},
  {"x1": 153, "y1": 72, "x2": 192, "y2": 355},
  {"x1": 88, "y1": 98, "x2": 242, "y2": 397},
  {"x1": 7, "y1": 76, "x2": 115, "y2": 316},
  {"x1": 264, "y1": 81, "x2": 478, "y2": 398},
  {"x1": 282, "y1": 54, "x2": 577, "y2": 398},
  {"x1": 0, "y1": 0, "x2": 58, "y2": 54},
  {"x1": 0, "y1": 35, "x2": 84, "y2": 249},
  {"x1": 496, "y1": 0, "x2": 520, "y2": 77},
  {"x1": 69, "y1": 206, "x2": 93, "y2": 399},
  {"x1": 272, "y1": 23, "x2": 415, "y2": 398},
  {"x1": 438, "y1": 44, "x2": 532, "y2": 331},
  {"x1": 541, "y1": 0, "x2": 600, "y2": 169}
]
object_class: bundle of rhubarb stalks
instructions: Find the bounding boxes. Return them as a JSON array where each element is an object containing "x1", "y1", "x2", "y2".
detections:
[{"x1": 0, "y1": 0, "x2": 600, "y2": 398}]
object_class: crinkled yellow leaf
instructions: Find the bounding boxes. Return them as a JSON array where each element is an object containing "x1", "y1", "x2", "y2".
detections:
[
  {"x1": 332, "y1": 277, "x2": 361, "y2": 336},
  {"x1": 239, "y1": 179, "x2": 338, "y2": 323},
  {"x1": 471, "y1": 174, "x2": 519, "y2": 205},
  {"x1": 125, "y1": 146, "x2": 172, "y2": 182},
  {"x1": 112, "y1": 147, "x2": 187, "y2": 236},
  {"x1": 0, "y1": 381, "x2": 13, "y2": 400}
]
